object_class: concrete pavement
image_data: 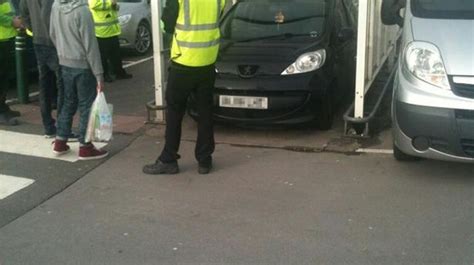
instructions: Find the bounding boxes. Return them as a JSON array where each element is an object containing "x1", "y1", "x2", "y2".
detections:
[
  {"x1": 1, "y1": 53, "x2": 473, "y2": 265},
  {"x1": 0, "y1": 135, "x2": 473, "y2": 265}
]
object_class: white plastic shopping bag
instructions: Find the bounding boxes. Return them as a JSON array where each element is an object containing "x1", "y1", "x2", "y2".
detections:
[{"x1": 85, "y1": 92, "x2": 113, "y2": 142}]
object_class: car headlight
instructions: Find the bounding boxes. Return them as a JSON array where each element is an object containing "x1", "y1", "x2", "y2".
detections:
[
  {"x1": 118, "y1": 14, "x2": 132, "y2": 26},
  {"x1": 404, "y1": 41, "x2": 450, "y2": 90},
  {"x1": 281, "y1": 49, "x2": 326, "y2": 75}
]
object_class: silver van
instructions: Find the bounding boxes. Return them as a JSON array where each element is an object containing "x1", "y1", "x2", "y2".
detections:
[{"x1": 382, "y1": 0, "x2": 474, "y2": 162}]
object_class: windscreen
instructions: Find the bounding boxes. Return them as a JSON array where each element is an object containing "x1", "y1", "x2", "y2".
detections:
[
  {"x1": 221, "y1": 0, "x2": 328, "y2": 41},
  {"x1": 412, "y1": 0, "x2": 474, "y2": 19}
]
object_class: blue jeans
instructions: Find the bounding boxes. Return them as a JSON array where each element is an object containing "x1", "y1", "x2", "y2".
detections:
[
  {"x1": 57, "y1": 66, "x2": 97, "y2": 145},
  {"x1": 34, "y1": 44, "x2": 63, "y2": 135}
]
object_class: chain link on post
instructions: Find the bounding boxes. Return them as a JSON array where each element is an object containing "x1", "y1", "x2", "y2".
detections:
[{"x1": 15, "y1": 31, "x2": 29, "y2": 104}]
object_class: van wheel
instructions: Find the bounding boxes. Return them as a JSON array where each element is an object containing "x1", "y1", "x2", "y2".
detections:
[{"x1": 393, "y1": 143, "x2": 421, "y2": 162}]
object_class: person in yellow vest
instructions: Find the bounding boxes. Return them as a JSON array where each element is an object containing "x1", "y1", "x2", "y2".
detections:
[
  {"x1": 143, "y1": 0, "x2": 225, "y2": 175},
  {"x1": 89, "y1": 0, "x2": 131, "y2": 83},
  {"x1": 0, "y1": 0, "x2": 23, "y2": 125}
]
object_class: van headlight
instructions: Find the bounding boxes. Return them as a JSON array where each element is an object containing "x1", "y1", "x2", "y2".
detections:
[
  {"x1": 118, "y1": 14, "x2": 132, "y2": 26},
  {"x1": 404, "y1": 42, "x2": 450, "y2": 90},
  {"x1": 282, "y1": 49, "x2": 326, "y2": 75}
]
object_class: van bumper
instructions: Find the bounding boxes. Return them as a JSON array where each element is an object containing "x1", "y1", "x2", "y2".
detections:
[{"x1": 392, "y1": 68, "x2": 474, "y2": 162}]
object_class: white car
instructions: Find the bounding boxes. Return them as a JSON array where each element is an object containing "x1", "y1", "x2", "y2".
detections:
[{"x1": 117, "y1": 0, "x2": 152, "y2": 55}]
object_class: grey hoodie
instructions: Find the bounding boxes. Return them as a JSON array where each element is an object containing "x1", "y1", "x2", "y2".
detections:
[
  {"x1": 49, "y1": 0, "x2": 103, "y2": 82},
  {"x1": 20, "y1": 0, "x2": 55, "y2": 46}
]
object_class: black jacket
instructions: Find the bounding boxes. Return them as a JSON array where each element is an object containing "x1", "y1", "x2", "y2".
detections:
[{"x1": 162, "y1": 0, "x2": 178, "y2": 34}]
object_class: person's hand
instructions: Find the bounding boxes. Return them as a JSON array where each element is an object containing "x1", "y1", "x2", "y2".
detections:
[
  {"x1": 12, "y1": 17, "x2": 23, "y2": 29},
  {"x1": 97, "y1": 81, "x2": 104, "y2": 93}
]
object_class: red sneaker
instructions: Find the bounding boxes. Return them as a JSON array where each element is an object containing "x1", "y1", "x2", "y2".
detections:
[
  {"x1": 53, "y1": 139, "x2": 70, "y2": 155},
  {"x1": 79, "y1": 144, "x2": 108, "y2": 161}
]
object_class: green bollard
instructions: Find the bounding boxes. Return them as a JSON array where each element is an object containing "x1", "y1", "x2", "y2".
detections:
[{"x1": 15, "y1": 32, "x2": 29, "y2": 104}]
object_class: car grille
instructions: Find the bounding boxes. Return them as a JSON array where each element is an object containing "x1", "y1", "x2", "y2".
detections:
[
  {"x1": 455, "y1": 109, "x2": 474, "y2": 120},
  {"x1": 461, "y1": 139, "x2": 474, "y2": 157},
  {"x1": 430, "y1": 137, "x2": 450, "y2": 154},
  {"x1": 450, "y1": 76, "x2": 474, "y2": 99}
]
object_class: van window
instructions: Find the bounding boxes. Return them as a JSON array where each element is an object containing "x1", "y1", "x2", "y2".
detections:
[
  {"x1": 221, "y1": 0, "x2": 328, "y2": 41},
  {"x1": 412, "y1": 0, "x2": 474, "y2": 19}
]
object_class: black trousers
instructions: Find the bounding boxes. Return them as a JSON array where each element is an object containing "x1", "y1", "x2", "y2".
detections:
[
  {"x1": 97, "y1": 36, "x2": 126, "y2": 77},
  {"x1": 159, "y1": 63, "x2": 216, "y2": 166},
  {"x1": 0, "y1": 39, "x2": 15, "y2": 114}
]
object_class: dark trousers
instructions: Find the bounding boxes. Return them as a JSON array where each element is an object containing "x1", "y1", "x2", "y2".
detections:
[
  {"x1": 34, "y1": 44, "x2": 63, "y2": 135},
  {"x1": 56, "y1": 66, "x2": 96, "y2": 145},
  {"x1": 0, "y1": 39, "x2": 15, "y2": 114},
  {"x1": 97, "y1": 36, "x2": 126, "y2": 78},
  {"x1": 159, "y1": 63, "x2": 216, "y2": 166}
]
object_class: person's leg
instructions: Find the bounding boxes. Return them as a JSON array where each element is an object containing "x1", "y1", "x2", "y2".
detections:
[
  {"x1": 45, "y1": 46, "x2": 63, "y2": 116},
  {"x1": 0, "y1": 39, "x2": 18, "y2": 125},
  {"x1": 109, "y1": 36, "x2": 131, "y2": 79},
  {"x1": 158, "y1": 67, "x2": 195, "y2": 163},
  {"x1": 75, "y1": 69, "x2": 108, "y2": 160},
  {"x1": 0, "y1": 40, "x2": 10, "y2": 114},
  {"x1": 35, "y1": 45, "x2": 57, "y2": 135},
  {"x1": 75, "y1": 69, "x2": 97, "y2": 145},
  {"x1": 194, "y1": 67, "x2": 216, "y2": 168},
  {"x1": 56, "y1": 66, "x2": 78, "y2": 142},
  {"x1": 97, "y1": 37, "x2": 111, "y2": 81}
]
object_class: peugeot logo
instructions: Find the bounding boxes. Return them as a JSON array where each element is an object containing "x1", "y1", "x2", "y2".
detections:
[{"x1": 238, "y1": 65, "x2": 259, "y2": 78}]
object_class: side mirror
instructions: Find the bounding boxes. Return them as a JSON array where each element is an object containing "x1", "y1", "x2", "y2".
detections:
[
  {"x1": 381, "y1": 0, "x2": 406, "y2": 27},
  {"x1": 338, "y1": 28, "x2": 354, "y2": 42}
]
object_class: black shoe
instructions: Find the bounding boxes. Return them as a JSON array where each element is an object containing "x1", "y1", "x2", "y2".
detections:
[
  {"x1": 0, "y1": 113, "x2": 19, "y2": 126},
  {"x1": 143, "y1": 160, "x2": 179, "y2": 175},
  {"x1": 7, "y1": 109, "x2": 21, "y2": 117},
  {"x1": 116, "y1": 73, "x2": 133, "y2": 80},
  {"x1": 198, "y1": 163, "x2": 212, "y2": 175}
]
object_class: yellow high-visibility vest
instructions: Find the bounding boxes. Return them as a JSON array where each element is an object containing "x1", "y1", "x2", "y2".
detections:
[
  {"x1": 171, "y1": 0, "x2": 225, "y2": 67},
  {"x1": 0, "y1": 1, "x2": 17, "y2": 41},
  {"x1": 89, "y1": 0, "x2": 121, "y2": 38}
]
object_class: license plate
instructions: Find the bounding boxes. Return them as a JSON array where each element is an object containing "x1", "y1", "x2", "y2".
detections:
[{"x1": 219, "y1": 95, "x2": 268, "y2": 109}]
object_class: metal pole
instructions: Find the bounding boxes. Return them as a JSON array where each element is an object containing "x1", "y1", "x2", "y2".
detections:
[
  {"x1": 151, "y1": 0, "x2": 165, "y2": 122},
  {"x1": 354, "y1": 0, "x2": 370, "y2": 119},
  {"x1": 15, "y1": 32, "x2": 29, "y2": 104}
]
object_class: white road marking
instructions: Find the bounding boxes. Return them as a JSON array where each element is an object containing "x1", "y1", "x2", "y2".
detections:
[
  {"x1": 0, "y1": 130, "x2": 106, "y2": 162},
  {"x1": 0, "y1": 174, "x2": 35, "y2": 200},
  {"x1": 356, "y1": 148, "x2": 394, "y2": 154},
  {"x1": 123, "y1": 56, "x2": 154, "y2": 69}
]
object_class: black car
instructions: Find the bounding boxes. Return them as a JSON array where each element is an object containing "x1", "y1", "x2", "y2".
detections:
[{"x1": 189, "y1": 0, "x2": 358, "y2": 129}]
